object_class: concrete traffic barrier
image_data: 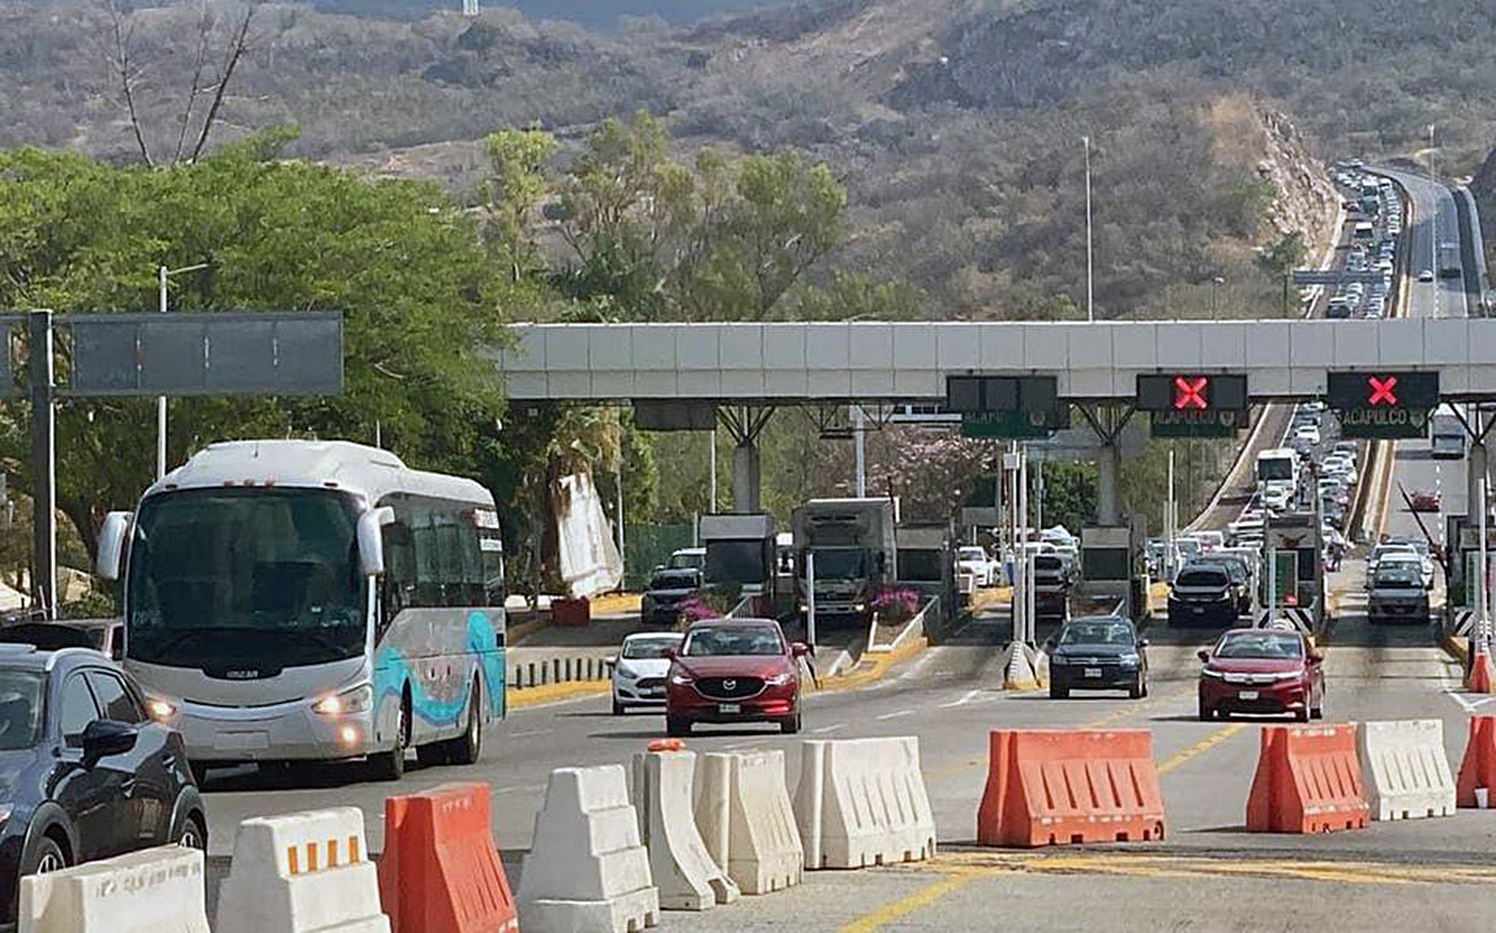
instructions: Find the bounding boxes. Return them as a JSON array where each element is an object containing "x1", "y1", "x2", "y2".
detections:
[
  {"x1": 631, "y1": 749, "x2": 740, "y2": 910},
  {"x1": 1355, "y1": 720, "x2": 1456, "y2": 821},
  {"x1": 1247, "y1": 725, "x2": 1369, "y2": 833},
  {"x1": 695, "y1": 750, "x2": 804, "y2": 894},
  {"x1": 793, "y1": 736, "x2": 936, "y2": 869},
  {"x1": 380, "y1": 782, "x2": 519, "y2": 933},
  {"x1": 19, "y1": 844, "x2": 209, "y2": 933},
  {"x1": 1457, "y1": 715, "x2": 1496, "y2": 808},
  {"x1": 216, "y1": 807, "x2": 390, "y2": 933},
  {"x1": 977, "y1": 729, "x2": 1165, "y2": 848},
  {"x1": 517, "y1": 764, "x2": 660, "y2": 933}
]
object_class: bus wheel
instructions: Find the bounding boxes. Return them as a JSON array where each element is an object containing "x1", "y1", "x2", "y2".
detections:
[
  {"x1": 447, "y1": 678, "x2": 483, "y2": 766},
  {"x1": 369, "y1": 693, "x2": 410, "y2": 781}
]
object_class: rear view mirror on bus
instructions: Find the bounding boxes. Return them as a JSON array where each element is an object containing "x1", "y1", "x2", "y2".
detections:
[
  {"x1": 96, "y1": 511, "x2": 133, "y2": 582},
  {"x1": 357, "y1": 506, "x2": 396, "y2": 577}
]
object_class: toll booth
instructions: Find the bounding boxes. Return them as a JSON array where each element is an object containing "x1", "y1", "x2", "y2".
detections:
[
  {"x1": 1080, "y1": 524, "x2": 1134, "y2": 617},
  {"x1": 699, "y1": 513, "x2": 777, "y2": 611},
  {"x1": 894, "y1": 523, "x2": 958, "y2": 627},
  {"x1": 1445, "y1": 514, "x2": 1495, "y2": 640},
  {"x1": 1260, "y1": 512, "x2": 1323, "y2": 636}
]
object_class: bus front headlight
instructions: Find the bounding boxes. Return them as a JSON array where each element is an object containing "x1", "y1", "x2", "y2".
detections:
[{"x1": 313, "y1": 683, "x2": 373, "y2": 717}]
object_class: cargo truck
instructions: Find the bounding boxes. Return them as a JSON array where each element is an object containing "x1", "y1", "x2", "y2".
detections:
[
  {"x1": 1440, "y1": 242, "x2": 1462, "y2": 279},
  {"x1": 793, "y1": 498, "x2": 897, "y2": 626},
  {"x1": 699, "y1": 513, "x2": 777, "y2": 604}
]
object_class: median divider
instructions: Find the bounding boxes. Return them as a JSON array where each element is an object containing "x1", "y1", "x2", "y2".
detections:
[
  {"x1": 216, "y1": 807, "x2": 390, "y2": 933},
  {"x1": 517, "y1": 764, "x2": 659, "y2": 933},
  {"x1": 379, "y1": 782, "x2": 518, "y2": 933},
  {"x1": 976, "y1": 729, "x2": 1165, "y2": 848},
  {"x1": 793, "y1": 736, "x2": 936, "y2": 869},
  {"x1": 632, "y1": 748, "x2": 740, "y2": 910},
  {"x1": 696, "y1": 750, "x2": 804, "y2": 894},
  {"x1": 1246, "y1": 724, "x2": 1368, "y2": 833},
  {"x1": 1457, "y1": 715, "x2": 1496, "y2": 808},
  {"x1": 18, "y1": 844, "x2": 209, "y2": 933},
  {"x1": 1355, "y1": 720, "x2": 1456, "y2": 821}
]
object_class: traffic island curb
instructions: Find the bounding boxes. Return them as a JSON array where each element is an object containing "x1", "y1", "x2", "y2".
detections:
[{"x1": 507, "y1": 679, "x2": 612, "y2": 710}]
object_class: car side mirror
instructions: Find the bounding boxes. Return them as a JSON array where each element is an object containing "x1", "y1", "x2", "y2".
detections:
[
  {"x1": 1042, "y1": 637, "x2": 1056, "y2": 651},
  {"x1": 81, "y1": 719, "x2": 137, "y2": 764},
  {"x1": 604, "y1": 655, "x2": 617, "y2": 666},
  {"x1": 1138, "y1": 638, "x2": 1150, "y2": 648},
  {"x1": 1197, "y1": 648, "x2": 1211, "y2": 663},
  {"x1": 357, "y1": 506, "x2": 395, "y2": 577},
  {"x1": 1308, "y1": 649, "x2": 1325, "y2": 664},
  {"x1": 791, "y1": 642, "x2": 812, "y2": 658},
  {"x1": 661, "y1": 647, "x2": 677, "y2": 660},
  {"x1": 96, "y1": 511, "x2": 133, "y2": 582}
]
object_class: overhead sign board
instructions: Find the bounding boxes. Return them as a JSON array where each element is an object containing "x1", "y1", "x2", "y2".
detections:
[
  {"x1": 633, "y1": 400, "x2": 718, "y2": 431},
  {"x1": 960, "y1": 406, "x2": 1069, "y2": 440},
  {"x1": 1327, "y1": 371, "x2": 1440, "y2": 440},
  {"x1": 946, "y1": 375, "x2": 1057, "y2": 414},
  {"x1": 1136, "y1": 373, "x2": 1248, "y2": 412},
  {"x1": 1150, "y1": 408, "x2": 1246, "y2": 438}
]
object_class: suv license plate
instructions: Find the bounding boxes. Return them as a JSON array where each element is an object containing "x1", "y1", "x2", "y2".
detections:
[
  {"x1": 1238, "y1": 690, "x2": 1259, "y2": 700},
  {"x1": 1084, "y1": 667, "x2": 1102, "y2": 678},
  {"x1": 718, "y1": 703, "x2": 741, "y2": 714}
]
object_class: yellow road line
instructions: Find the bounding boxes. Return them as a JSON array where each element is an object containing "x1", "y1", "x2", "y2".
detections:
[
  {"x1": 1157, "y1": 722, "x2": 1248, "y2": 774},
  {"x1": 837, "y1": 872, "x2": 977, "y2": 933}
]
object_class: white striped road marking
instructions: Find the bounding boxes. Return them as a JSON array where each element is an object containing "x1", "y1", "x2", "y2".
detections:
[
  {"x1": 811, "y1": 723, "x2": 847, "y2": 734},
  {"x1": 875, "y1": 709, "x2": 915, "y2": 721}
]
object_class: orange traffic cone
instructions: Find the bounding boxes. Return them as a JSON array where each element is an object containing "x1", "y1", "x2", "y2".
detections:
[{"x1": 1469, "y1": 647, "x2": 1496, "y2": 694}]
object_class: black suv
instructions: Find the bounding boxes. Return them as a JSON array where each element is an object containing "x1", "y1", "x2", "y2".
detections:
[
  {"x1": 1168, "y1": 564, "x2": 1243, "y2": 627},
  {"x1": 641, "y1": 568, "x2": 701, "y2": 627},
  {"x1": 0, "y1": 643, "x2": 205, "y2": 926}
]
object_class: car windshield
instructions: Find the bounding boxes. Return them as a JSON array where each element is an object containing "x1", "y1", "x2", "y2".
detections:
[
  {"x1": 1216, "y1": 632, "x2": 1303, "y2": 659},
  {"x1": 1058, "y1": 621, "x2": 1134, "y2": 646},
  {"x1": 682, "y1": 626, "x2": 783, "y2": 657},
  {"x1": 126, "y1": 488, "x2": 366, "y2": 669},
  {"x1": 957, "y1": 548, "x2": 987, "y2": 561},
  {"x1": 1176, "y1": 569, "x2": 1228, "y2": 587},
  {"x1": 0, "y1": 671, "x2": 43, "y2": 750},
  {"x1": 1374, "y1": 565, "x2": 1422, "y2": 587},
  {"x1": 807, "y1": 548, "x2": 866, "y2": 580},
  {"x1": 650, "y1": 571, "x2": 698, "y2": 590},
  {"x1": 622, "y1": 637, "x2": 682, "y2": 660}
]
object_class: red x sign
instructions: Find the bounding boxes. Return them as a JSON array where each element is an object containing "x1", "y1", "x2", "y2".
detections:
[
  {"x1": 1368, "y1": 375, "x2": 1398, "y2": 406},
  {"x1": 1173, "y1": 376, "x2": 1209, "y2": 410}
]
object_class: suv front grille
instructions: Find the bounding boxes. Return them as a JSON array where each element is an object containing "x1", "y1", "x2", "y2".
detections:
[{"x1": 694, "y1": 677, "x2": 765, "y2": 700}]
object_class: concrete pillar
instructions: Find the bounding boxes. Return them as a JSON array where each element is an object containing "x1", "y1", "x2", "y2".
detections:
[
  {"x1": 1097, "y1": 443, "x2": 1121, "y2": 525},
  {"x1": 732, "y1": 442, "x2": 761, "y2": 513}
]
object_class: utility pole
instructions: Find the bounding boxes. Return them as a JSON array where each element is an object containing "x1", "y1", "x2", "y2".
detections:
[
  {"x1": 1083, "y1": 135, "x2": 1095, "y2": 323},
  {"x1": 708, "y1": 425, "x2": 716, "y2": 514},
  {"x1": 853, "y1": 405, "x2": 866, "y2": 497}
]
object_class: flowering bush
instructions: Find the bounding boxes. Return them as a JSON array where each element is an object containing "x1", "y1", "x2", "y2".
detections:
[
  {"x1": 678, "y1": 595, "x2": 725, "y2": 623},
  {"x1": 871, "y1": 587, "x2": 921, "y2": 624}
]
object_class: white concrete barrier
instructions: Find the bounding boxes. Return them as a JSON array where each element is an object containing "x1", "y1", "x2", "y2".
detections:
[
  {"x1": 19, "y1": 844, "x2": 209, "y2": 933},
  {"x1": 631, "y1": 749, "x2": 740, "y2": 911},
  {"x1": 518, "y1": 764, "x2": 660, "y2": 933},
  {"x1": 1356, "y1": 719, "x2": 1457, "y2": 821},
  {"x1": 695, "y1": 750, "x2": 803, "y2": 895},
  {"x1": 793, "y1": 736, "x2": 937, "y2": 869},
  {"x1": 215, "y1": 807, "x2": 389, "y2": 933}
]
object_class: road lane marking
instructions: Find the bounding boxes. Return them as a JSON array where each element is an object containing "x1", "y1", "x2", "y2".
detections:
[
  {"x1": 1157, "y1": 723, "x2": 1248, "y2": 774},
  {"x1": 837, "y1": 872, "x2": 976, "y2": 933},
  {"x1": 510, "y1": 729, "x2": 548, "y2": 738},
  {"x1": 911, "y1": 852, "x2": 1496, "y2": 887},
  {"x1": 937, "y1": 689, "x2": 987, "y2": 709},
  {"x1": 491, "y1": 784, "x2": 543, "y2": 795},
  {"x1": 876, "y1": 709, "x2": 915, "y2": 721},
  {"x1": 812, "y1": 723, "x2": 847, "y2": 734},
  {"x1": 1444, "y1": 688, "x2": 1496, "y2": 713}
]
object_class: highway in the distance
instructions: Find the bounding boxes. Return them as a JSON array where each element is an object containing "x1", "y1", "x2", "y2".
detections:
[{"x1": 192, "y1": 172, "x2": 1496, "y2": 930}]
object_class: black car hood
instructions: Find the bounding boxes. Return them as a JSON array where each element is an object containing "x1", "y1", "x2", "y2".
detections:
[{"x1": 1053, "y1": 644, "x2": 1135, "y2": 658}]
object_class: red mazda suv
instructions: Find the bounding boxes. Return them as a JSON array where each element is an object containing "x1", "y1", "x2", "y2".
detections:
[{"x1": 664, "y1": 618, "x2": 809, "y2": 736}]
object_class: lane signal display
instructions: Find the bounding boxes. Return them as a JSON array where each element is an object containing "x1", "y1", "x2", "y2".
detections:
[
  {"x1": 1135, "y1": 373, "x2": 1248, "y2": 412},
  {"x1": 1326, "y1": 371, "x2": 1439, "y2": 411}
]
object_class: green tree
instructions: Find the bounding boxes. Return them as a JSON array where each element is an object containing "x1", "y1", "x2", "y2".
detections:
[
  {"x1": 1257, "y1": 230, "x2": 1307, "y2": 276},
  {"x1": 481, "y1": 128, "x2": 558, "y2": 283},
  {"x1": 0, "y1": 134, "x2": 521, "y2": 559}
]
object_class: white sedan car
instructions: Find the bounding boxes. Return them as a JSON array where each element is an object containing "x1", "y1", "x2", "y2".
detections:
[
  {"x1": 956, "y1": 546, "x2": 999, "y2": 586},
  {"x1": 610, "y1": 631, "x2": 685, "y2": 715}
]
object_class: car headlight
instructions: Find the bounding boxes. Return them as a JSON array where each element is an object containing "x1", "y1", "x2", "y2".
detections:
[
  {"x1": 669, "y1": 672, "x2": 694, "y2": 686},
  {"x1": 1049, "y1": 655, "x2": 1068, "y2": 665},
  {"x1": 853, "y1": 603, "x2": 866, "y2": 612},
  {"x1": 1118, "y1": 653, "x2": 1140, "y2": 666},
  {"x1": 145, "y1": 696, "x2": 179, "y2": 723},
  {"x1": 0, "y1": 805, "x2": 14, "y2": 825},
  {"x1": 615, "y1": 667, "x2": 638, "y2": 681},
  {"x1": 313, "y1": 683, "x2": 373, "y2": 716},
  {"x1": 1201, "y1": 667, "x2": 1225, "y2": 679},
  {"x1": 1274, "y1": 671, "x2": 1305, "y2": 682},
  {"x1": 765, "y1": 672, "x2": 795, "y2": 686}
]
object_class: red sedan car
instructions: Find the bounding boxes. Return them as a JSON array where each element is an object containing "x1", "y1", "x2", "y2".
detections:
[
  {"x1": 1197, "y1": 628, "x2": 1324, "y2": 722},
  {"x1": 664, "y1": 618, "x2": 809, "y2": 736}
]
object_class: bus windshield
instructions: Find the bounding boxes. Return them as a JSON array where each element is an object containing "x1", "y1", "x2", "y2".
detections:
[
  {"x1": 126, "y1": 488, "x2": 366, "y2": 670},
  {"x1": 1256, "y1": 457, "x2": 1294, "y2": 482}
]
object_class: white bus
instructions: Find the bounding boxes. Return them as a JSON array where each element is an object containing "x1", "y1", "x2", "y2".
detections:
[
  {"x1": 96, "y1": 440, "x2": 506, "y2": 782},
  {"x1": 1255, "y1": 448, "x2": 1299, "y2": 503}
]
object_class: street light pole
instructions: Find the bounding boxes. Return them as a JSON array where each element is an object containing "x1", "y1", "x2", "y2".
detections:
[
  {"x1": 1083, "y1": 135, "x2": 1094, "y2": 323},
  {"x1": 1210, "y1": 275, "x2": 1225, "y2": 320},
  {"x1": 157, "y1": 262, "x2": 209, "y2": 479}
]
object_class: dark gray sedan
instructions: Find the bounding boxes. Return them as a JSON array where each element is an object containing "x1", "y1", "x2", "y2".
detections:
[{"x1": 1044, "y1": 616, "x2": 1149, "y2": 699}]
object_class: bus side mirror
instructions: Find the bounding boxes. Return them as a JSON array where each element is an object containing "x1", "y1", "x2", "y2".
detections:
[
  {"x1": 358, "y1": 507, "x2": 396, "y2": 577},
  {"x1": 96, "y1": 512, "x2": 133, "y2": 582}
]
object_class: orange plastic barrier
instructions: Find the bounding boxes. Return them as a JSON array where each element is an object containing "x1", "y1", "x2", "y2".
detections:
[
  {"x1": 976, "y1": 729, "x2": 1166, "y2": 848},
  {"x1": 1469, "y1": 653, "x2": 1495, "y2": 694},
  {"x1": 552, "y1": 597, "x2": 591, "y2": 627},
  {"x1": 379, "y1": 782, "x2": 518, "y2": 933},
  {"x1": 1456, "y1": 716, "x2": 1496, "y2": 808},
  {"x1": 1246, "y1": 725, "x2": 1369, "y2": 833}
]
